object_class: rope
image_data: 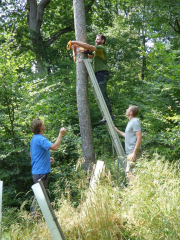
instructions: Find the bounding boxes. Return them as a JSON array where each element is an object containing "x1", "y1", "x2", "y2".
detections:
[{"x1": 66, "y1": 40, "x2": 72, "y2": 50}]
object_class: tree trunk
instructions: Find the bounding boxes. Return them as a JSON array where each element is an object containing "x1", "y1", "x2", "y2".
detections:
[
  {"x1": 27, "y1": 0, "x2": 50, "y2": 73},
  {"x1": 26, "y1": 0, "x2": 95, "y2": 74},
  {"x1": 73, "y1": 0, "x2": 95, "y2": 171},
  {"x1": 141, "y1": 35, "x2": 146, "y2": 80}
]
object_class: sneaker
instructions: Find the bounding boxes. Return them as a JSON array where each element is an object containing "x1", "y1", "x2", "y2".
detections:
[
  {"x1": 110, "y1": 113, "x2": 115, "y2": 121},
  {"x1": 99, "y1": 114, "x2": 115, "y2": 125},
  {"x1": 99, "y1": 117, "x2": 107, "y2": 125}
]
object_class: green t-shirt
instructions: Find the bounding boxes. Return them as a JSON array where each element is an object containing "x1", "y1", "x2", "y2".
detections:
[{"x1": 93, "y1": 45, "x2": 108, "y2": 73}]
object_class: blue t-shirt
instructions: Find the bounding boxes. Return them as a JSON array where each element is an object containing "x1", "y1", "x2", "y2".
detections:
[{"x1": 30, "y1": 134, "x2": 53, "y2": 175}]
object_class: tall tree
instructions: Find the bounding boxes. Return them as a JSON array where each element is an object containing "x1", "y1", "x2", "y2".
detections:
[
  {"x1": 26, "y1": 0, "x2": 73, "y2": 73},
  {"x1": 73, "y1": 0, "x2": 95, "y2": 171},
  {"x1": 1, "y1": 0, "x2": 96, "y2": 73}
]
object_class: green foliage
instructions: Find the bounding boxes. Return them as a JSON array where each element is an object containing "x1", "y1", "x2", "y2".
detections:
[
  {"x1": 49, "y1": 159, "x2": 89, "y2": 208},
  {"x1": 140, "y1": 42, "x2": 180, "y2": 160},
  {"x1": 0, "y1": 35, "x2": 80, "y2": 208},
  {"x1": 0, "y1": 0, "x2": 180, "y2": 217},
  {"x1": 0, "y1": 36, "x2": 32, "y2": 207}
]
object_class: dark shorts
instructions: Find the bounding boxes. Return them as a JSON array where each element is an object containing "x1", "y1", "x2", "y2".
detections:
[{"x1": 32, "y1": 173, "x2": 50, "y2": 188}]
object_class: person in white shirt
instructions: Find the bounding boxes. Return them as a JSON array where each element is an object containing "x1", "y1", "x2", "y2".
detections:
[{"x1": 114, "y1": 105, "x2": 142, "y2": 176}]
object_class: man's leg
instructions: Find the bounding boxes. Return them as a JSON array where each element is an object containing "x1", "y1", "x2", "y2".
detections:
[
  {"x1": 95, "y1": 71, "x2": 114, "y2": 124},
  {"x1": 98, "y1": 81, "x2": 115, "y2": 124},
  {"x1": 99, "y1": 81, "x2": 112, "y2": 113},
  {"x1": 126, "y1": 151, "x2": 142, "y2": 180},
  {"x1": 31, "y1": 173, "x2": 50, "y2": 212}
]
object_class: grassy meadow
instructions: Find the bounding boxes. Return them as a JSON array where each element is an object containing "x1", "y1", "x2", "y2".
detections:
[{"x1": 1, "y1": 154, "x2": 180, "y2": 240}]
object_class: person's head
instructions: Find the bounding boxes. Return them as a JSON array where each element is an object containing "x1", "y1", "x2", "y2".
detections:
[
  {"x1": 31, "y1": 118, "x2": 45, "y2": 134},
  {"x1": 126, "y1": 105, "x2": 139, "y2": 117},
  {"x1": 95, "y1": 34, "x2": 106, "y2": 45}
]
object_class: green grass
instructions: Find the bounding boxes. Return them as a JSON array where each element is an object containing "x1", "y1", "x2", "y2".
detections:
[{"x1": 2, "y1": 155, "x2": 180, "y2": 239}]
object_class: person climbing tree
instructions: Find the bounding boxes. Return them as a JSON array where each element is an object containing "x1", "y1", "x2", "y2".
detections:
[{"x1": 71, "y1": 34, "x2": 115, "y2": 124}]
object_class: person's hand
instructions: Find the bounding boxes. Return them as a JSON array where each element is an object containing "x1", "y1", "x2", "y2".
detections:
[
  {"x1": 130, "y1": 152, "x2": 136, "y2": 162},
  {"x1": 50, "y1": 157, "x2": 54, "y2": 163},
  {"x1": 72, "y1": 45, "x2": 77, "y2": 50},
  {"x1": 60, "y1": 127, "x2": 66, "y2": 136}
]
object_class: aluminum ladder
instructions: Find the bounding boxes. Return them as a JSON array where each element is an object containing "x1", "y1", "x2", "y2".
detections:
[{"x1": 83, "y1": 59, "x2": 126, "y2": 172}]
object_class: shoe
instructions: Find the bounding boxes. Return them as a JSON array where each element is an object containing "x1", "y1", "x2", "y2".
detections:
[
  {"x1": 99, "y1": 117, "x2": 107, "y2": 125},
  {"x1": 110, "y1": 113, "x2": 115, "y2": 121},
  {"x1": 99, "y1": 114, "x2": 115, "y2": 125}
]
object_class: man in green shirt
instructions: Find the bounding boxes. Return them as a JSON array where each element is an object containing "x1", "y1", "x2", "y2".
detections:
[{"x1": 71, "y1": 34, "x2": 114, "y2": 124}]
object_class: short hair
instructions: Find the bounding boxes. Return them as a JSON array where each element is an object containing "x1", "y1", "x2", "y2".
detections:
[
  {"x1": 129, "y1": 105, "x2": 139, "y2": 117},
  {"x1": 31, "y1": 118, "x2": 43, "y2": 134},
  {"x1": 96, "y1": 34, "x2": 106, "y2": 45}
]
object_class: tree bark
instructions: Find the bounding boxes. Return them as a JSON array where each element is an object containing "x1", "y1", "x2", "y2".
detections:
[
  {"x1": 73, "y1": 0, "x2": 95, "y2": 171},
  {"x1": 141, "y1": 35, "x2": 146, "y2": 80},
  {"x1": 27, "y1": 0, "x2": 50, "y2": 73}
]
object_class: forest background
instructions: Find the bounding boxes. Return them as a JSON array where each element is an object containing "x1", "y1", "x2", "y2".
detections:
[{"x1": 0, "y1": 0, "x2": 180, "y2": 238}]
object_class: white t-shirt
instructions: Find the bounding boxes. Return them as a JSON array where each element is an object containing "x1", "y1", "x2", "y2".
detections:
[{"x1": 125, "y1": 118, "x2": 141, "y2": 154}]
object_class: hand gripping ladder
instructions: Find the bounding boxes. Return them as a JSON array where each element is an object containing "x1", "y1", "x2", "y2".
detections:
[{"x1": 83, "y1": 59, "x2": 126, "y2": 172}]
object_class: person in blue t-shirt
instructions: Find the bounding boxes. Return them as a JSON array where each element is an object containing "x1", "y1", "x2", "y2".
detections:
[{"x1": 30, "y1": 118, "x2": 66, "y2": 212}]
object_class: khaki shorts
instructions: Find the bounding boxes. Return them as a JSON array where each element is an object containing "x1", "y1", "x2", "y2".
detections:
[{"x1": 126, "y1": 150, "x2": 142, "y2": 173}]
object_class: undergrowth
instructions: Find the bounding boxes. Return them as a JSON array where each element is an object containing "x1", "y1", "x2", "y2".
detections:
[{"x1": 2, "y1": 154, "x2": 180, "y2": 240}]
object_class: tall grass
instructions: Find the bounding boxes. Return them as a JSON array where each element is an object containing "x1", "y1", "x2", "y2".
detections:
[
  {"x1": 2, "y1": 155, "x2": 180, "y2": 239},
  {"x1": 120, "y1": 154, "x2": 180, "y2": 239}
]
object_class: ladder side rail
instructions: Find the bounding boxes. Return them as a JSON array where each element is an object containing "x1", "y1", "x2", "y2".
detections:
[
  {"x1": 106, "y1": 123, "x2": 126, "y2": 156},
  {"x1": 87, "y1": 73, "x2": 125, "y2": 155},
  {"x1": 87, "y1": 76, "x2": 102, "y2": 114},
  {"x1": 84, "y1": 59, "x2": 126, "y2": 170},
  {"x1": 89, "y1": 79, "x2": 126, "y2": 169},
  {"x1": 108, "y1": 129, "x2": 126, "y2": 170},
  {"x1": 84, "y1": 59, "x2": 124, "y2": 153},
  {"x1": 87, "y1": 73, "x2": 125, "y2": 161},
  {"x1": 86, "y1": 63, "x2": 111, "y2": 120}
]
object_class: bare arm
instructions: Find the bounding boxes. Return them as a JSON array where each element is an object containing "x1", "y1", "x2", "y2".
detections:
[
  {"x1": 133, "y1": 131, "x2": 142, "y2": 154},
  {"x1": 71, "y1": 41, "x2": 97, "y2": 52},
  {"x1": 131, "y1": 131, "x2": 142, "y2": 161},
  {"x1": 113, "y1": 126, "x2": 125, "y2": 137},
  {"x1": 49, "y1": 127, "x2": 66, "y2": 151}
]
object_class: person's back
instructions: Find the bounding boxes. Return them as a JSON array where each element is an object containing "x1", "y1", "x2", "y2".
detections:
[{"x1": 30, "y1": 134, "x2": 52, "y2": 175}]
